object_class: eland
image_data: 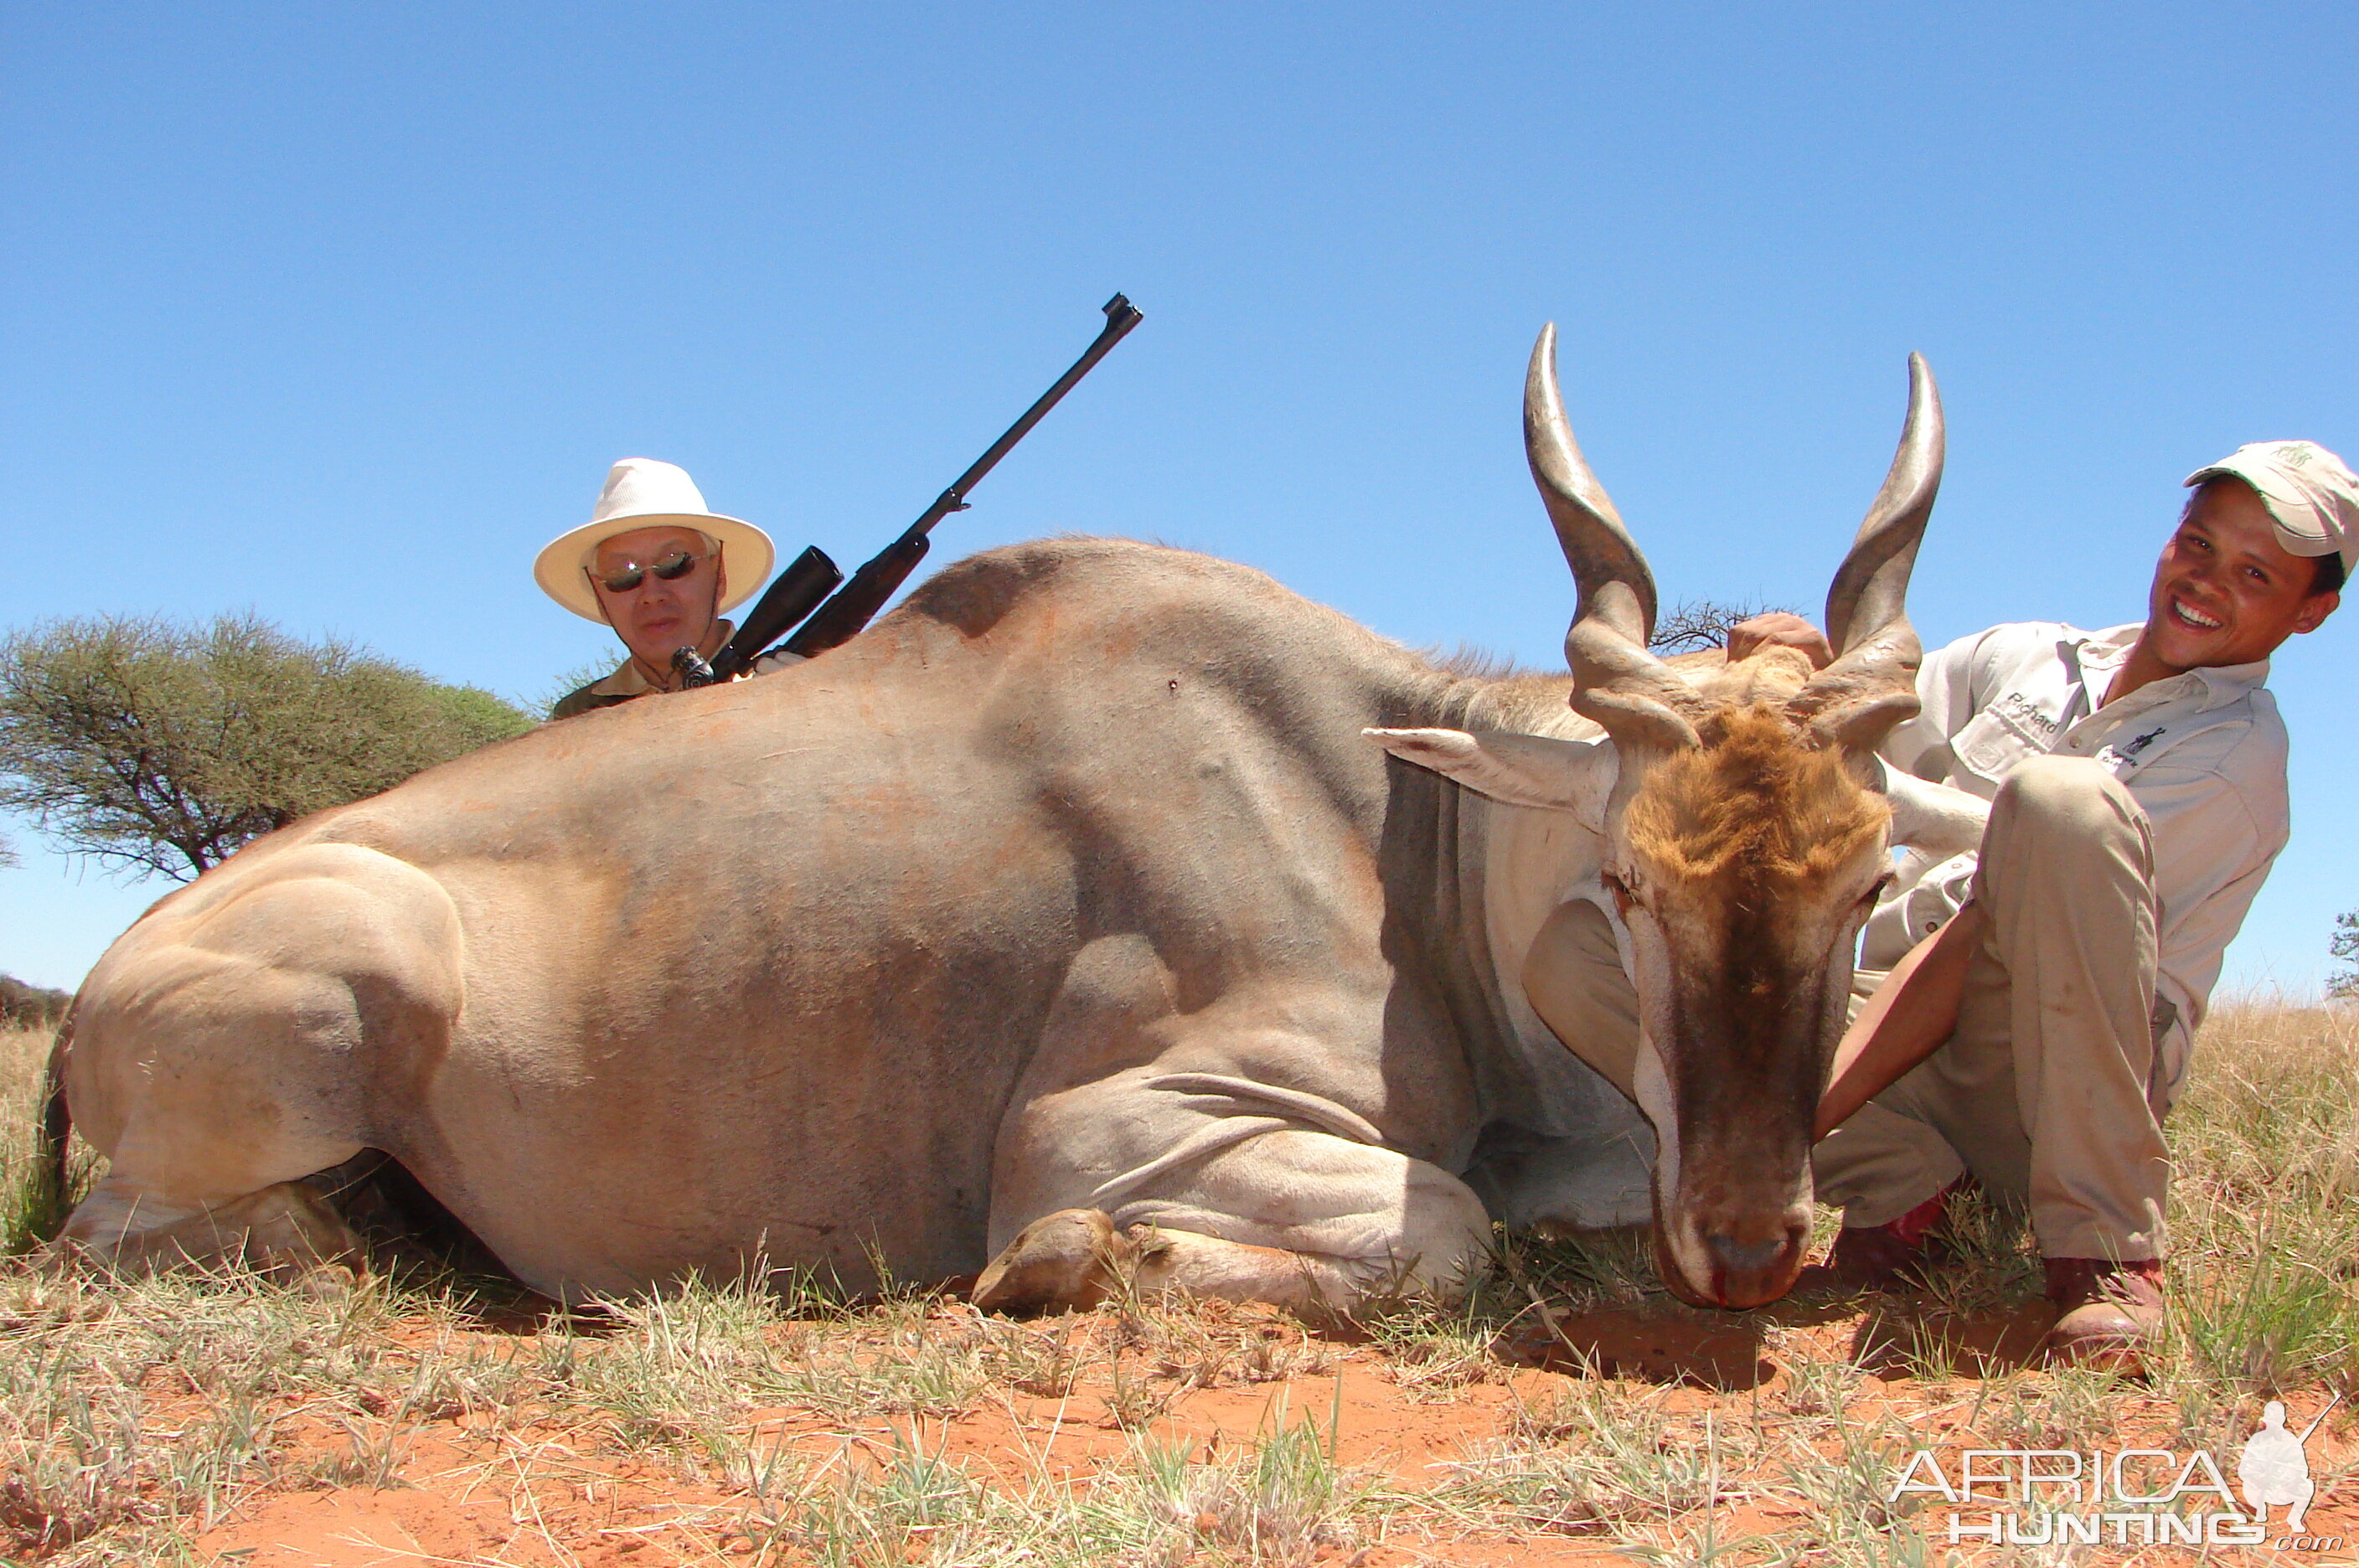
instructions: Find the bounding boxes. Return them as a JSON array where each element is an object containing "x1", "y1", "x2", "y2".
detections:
[{"x1": 42, "y1": 327, "x2": 1980, "y2": 1313}]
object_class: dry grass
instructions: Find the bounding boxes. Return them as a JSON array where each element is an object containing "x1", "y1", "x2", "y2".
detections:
[
  {"x1": 0, "y1": 1003, "x2": 2354, "y2": 1565},
  {"x1": 0, "y1": 1024, "x2": 85, "y2": 1257}
]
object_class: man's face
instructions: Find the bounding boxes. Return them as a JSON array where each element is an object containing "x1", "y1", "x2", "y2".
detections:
[
  {"x1": 589, "y1": 525, "x2": 729, "y2": 671},
  {"x1": 2143, "y1": 479, "x2": 2338, "y2": 673}
]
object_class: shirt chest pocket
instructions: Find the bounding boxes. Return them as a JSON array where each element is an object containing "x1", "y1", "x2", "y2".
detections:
[{"x1": 1950, "y1": 706, "x2": 2047, "y2": 784}]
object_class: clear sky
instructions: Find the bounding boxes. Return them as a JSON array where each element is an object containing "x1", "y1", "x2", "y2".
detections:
[{"x1": 3, "y1": 3, "x2": 2353, "y2": 994}]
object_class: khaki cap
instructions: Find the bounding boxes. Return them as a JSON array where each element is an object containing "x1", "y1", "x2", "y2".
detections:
[{"x1": 2184, "y1": 440, "x2": 2358, "y2": 575}]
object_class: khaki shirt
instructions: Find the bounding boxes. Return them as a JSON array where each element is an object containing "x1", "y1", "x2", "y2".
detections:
[
  {"x1": 549, "y1": 621, "x2": 804, "y2": 720},
  {"x1": 1867, "y1": 622, "x2": 2289, "y2": 1102}
]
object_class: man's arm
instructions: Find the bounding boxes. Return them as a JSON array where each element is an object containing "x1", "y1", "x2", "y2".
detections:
[
  {"x1": 1880, "y1": 626, "x2": 1997, "y2": 781},
  {"x1": 1815, "y1": 903, "x2": 1988, "y2": 1141}
]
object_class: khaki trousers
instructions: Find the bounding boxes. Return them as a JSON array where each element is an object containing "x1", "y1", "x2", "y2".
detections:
[{"x1": 1523, "y1": 756, "x2": 2169, "y2": 1261}]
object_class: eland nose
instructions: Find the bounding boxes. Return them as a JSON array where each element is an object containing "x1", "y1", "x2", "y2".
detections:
[
  {"x1": 1706, "y1": 1232, "x2": 1784, "y2": 1275},
  {"x1": 1699, "y1": 1212, "x2": 1814, "y2": 1308}
]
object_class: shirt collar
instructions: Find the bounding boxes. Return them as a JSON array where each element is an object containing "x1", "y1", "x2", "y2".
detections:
[
  {"x1": 2069, "y1": 622, "x2": 2270, "y2": 714},
  {"x1": 585, "y1": 660, "x2": 653, "y2": 699}
]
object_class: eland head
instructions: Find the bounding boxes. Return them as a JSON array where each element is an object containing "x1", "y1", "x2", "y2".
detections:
[{"x1": 1378, "y1": 325, "x2": 1942, "y2": 1308}]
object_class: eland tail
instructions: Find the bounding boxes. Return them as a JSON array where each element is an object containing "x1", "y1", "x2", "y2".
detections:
[{"x1": 30, "y1": 1003, "x2": 75, "y2": 1243}]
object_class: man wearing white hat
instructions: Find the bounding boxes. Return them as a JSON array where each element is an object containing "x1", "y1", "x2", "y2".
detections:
[
  {"x1": 538, "y1": 458, "x2": 788, "y2": 720},
  {"x1": 1531, "y1": 439, "x2": 2351, "y2": 1369}
]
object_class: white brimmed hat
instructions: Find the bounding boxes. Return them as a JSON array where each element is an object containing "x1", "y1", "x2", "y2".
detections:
[
  {"x1": 2184, "y1": 440, "x2": 2358, "y2": 576},
  {"x1": 534, "y1": 458, "x2": 777, "y2": 622}
]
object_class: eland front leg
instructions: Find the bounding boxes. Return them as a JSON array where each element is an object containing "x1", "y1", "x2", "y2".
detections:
[{"x1": 976, "y1": 1070, "x2": 1493, "y2": 1316}]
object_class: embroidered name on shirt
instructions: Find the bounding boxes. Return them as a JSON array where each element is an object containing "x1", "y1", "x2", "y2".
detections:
[{"x1": 1994, "y1": 691, "x2": 2058, "y2": 735}]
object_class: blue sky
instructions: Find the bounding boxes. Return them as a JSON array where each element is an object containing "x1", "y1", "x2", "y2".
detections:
[{"x1": 3, "y1": 3, "x2": 2353, "y2": 993}]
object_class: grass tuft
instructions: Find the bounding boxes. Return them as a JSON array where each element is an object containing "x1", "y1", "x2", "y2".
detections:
[{"x1": 2, "y1": 1025, "x2": 92, "y2": 1256}]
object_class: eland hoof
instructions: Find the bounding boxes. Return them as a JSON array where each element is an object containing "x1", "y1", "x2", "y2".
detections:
[{"x1": 973, "y1": 1209, "x2": 1138, "y2": 1314}]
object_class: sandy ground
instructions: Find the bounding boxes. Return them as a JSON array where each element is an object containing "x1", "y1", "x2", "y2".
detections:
[{"x1": 165, "y1": 1288, "x2": 2356, "y2": 1568}]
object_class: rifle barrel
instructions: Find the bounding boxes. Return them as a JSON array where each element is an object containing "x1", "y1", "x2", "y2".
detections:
[
  {"x1": 782, "y1": 293, "x2": 1143, "y2": 658},
  {"x1": 909, "y1": 293, "x2": 1144, "y2": 545}
]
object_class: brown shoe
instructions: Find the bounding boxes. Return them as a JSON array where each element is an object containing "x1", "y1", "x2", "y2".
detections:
[
  {"x1": 2042, "y1": 1257, "x2": 2165, "y2": 1372},
  {"x1": 1820, "y1": 1182, "x2": 1959, "y2": 1290}
]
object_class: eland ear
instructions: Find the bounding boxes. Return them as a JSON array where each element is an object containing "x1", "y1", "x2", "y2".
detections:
[{"x1": 1365, "y1": 727, "x2": 1616, "y2": 823}]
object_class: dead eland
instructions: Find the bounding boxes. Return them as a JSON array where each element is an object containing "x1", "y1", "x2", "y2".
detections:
[{"x1": 40, "y1": 326, "x2": 1982, "y2": 1313}]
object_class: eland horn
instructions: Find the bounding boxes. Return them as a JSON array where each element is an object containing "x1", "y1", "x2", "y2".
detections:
[
  {"x1": 1526, "y1": 324, "x2": 1702, "y2": 751},
  {"x1": 1790, "y1": 353, "x2": 1944, "y2": 750}
]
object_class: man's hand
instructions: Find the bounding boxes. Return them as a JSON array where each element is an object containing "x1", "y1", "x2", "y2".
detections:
[{"x1": 1727, "y1": 611, "x2": 1835, "y2": 669}]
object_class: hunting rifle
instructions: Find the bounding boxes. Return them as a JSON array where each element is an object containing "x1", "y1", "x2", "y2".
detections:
[{"x1": 676, "y1": 293, "x2": 1143, "y2": 685}]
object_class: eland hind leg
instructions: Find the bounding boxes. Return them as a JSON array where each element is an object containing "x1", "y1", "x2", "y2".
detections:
[{"x1": 52, "y1": 843, "x2": 462, "y2": 1276}]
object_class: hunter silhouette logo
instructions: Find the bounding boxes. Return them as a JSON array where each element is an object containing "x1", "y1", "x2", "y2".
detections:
[
  {"x1": 1893, "y1": 1395, "x2": 2344, "y2": 1549},
  {"x1": 2240, "y1": 1393, "x2": 2339, "y2": 1534}
]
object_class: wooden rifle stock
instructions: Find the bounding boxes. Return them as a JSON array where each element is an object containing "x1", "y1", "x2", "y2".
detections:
[{"x1": 779, "y1": 532, "x2": 933, "y2": 658}]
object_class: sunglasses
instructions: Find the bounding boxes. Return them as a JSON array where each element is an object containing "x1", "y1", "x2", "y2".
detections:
[{"x1": 587, "y1": 549, "x2": 714, "y2": 595}]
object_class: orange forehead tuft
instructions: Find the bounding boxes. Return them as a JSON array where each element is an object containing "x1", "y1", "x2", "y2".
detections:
[{"x1": 1623, "y1": 704, "x2": 1889, "y2": 891}]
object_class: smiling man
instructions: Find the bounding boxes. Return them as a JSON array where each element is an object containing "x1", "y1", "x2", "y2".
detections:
[
  {"x1": 1772, "y1": 439, "x2": 2352, "y2": 1369},
  {"x1": 535, "y1": 458, "x2": 782, "y2": 720}
]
